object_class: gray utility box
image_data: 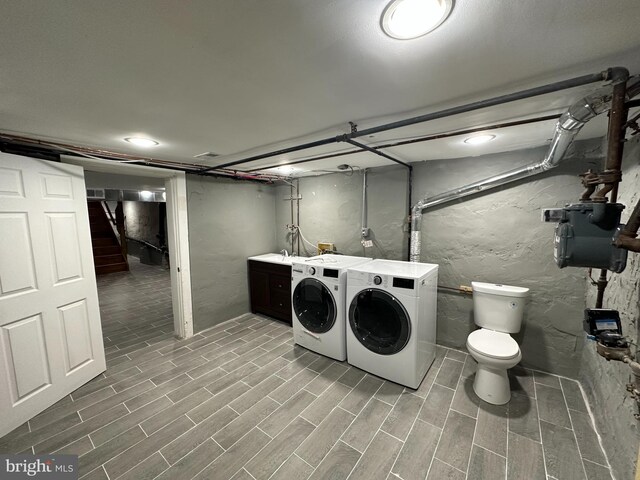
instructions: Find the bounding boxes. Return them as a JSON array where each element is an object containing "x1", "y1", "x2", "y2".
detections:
[{"x1": 554, "y1": 202, "x2": 627, "y2": 273}]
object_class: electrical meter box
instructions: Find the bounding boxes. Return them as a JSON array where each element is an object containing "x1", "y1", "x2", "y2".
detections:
[{"x1": 553, "y1": 202, "x2": 627, "y2": 273}]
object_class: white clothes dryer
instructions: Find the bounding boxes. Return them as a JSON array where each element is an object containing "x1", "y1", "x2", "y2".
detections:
[
  {"x1": 346, "y1": 259, "x2": 438, "y2": 389},
  {"x1": 291, "y1": 255, "x2": 372, "y2": 361}
]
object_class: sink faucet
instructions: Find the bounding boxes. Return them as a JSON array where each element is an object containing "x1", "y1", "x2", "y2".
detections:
[{"x1": 280, "y1": 249, "x2": 289, "y2": 257}]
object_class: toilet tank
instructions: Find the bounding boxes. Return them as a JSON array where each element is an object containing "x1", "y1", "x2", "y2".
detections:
[{"x1": 472, "y1": 281, "x2": 530, "y2": 333}]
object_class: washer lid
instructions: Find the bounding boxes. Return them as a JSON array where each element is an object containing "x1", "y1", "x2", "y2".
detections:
[{"x1": 467, "y1": 329, "x2": 520, "y2": 359}]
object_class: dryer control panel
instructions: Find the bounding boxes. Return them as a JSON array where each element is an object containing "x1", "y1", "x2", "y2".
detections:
[{"x1": 356, "y1": 273, "x2": 416, "y2": 291}]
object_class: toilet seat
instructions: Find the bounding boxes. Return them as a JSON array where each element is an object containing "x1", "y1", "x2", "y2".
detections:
[{"x1": 467, "y1": 329, "x2": 519, "y2": 360}]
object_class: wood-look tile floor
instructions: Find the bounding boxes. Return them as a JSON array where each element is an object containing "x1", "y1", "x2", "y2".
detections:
[{"x1": 0, "y1": 259, "x2": 613, "y2": 480}]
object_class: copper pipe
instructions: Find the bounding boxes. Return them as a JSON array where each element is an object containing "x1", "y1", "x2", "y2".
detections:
[
  {"x1": 595, "y1": 70, "x2": 629, "y2": 308},
  {"x1": 0, "y1": 132, "x2": 285, "y2": 183},
  {"x1": 615, "y1": 195, "x2": 640, "y2": 252}
]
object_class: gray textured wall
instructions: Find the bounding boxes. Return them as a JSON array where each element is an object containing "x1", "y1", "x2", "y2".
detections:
[
  {"x1": 187, "y1": 176, "x2": 278, "y2": 332},
  {"x1": 581, "y1": 136, "x2": 640, "y2": 480},
  {"x1": 124, "y1": 201, "x2": 161, "y2": 245},
  {"x1": 414, "y1": 141, "x2": 601, "y2": 376},
  {"x1": 276, "y1": 140, "x2": 603, "y2": 377},
  {"x1": 275, "y1": 165, "x2": 409, "y2": 259}
]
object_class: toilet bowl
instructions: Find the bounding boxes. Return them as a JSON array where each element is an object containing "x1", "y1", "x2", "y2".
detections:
[
  {"x1": 467, "y1": 281, "x2": 529, "y2": 405},
  {"x1": 467, "y1": 329, "x2": 521, "y2": 405}
]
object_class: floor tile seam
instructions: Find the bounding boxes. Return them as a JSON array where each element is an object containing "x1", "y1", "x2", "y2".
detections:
[
  {"x1": 461, "y1": 390, "x2": 481, "y2": 476},
  {"x1": 221, "y1": 426, "x2": 279, "y2": 480},
  {"x1": 507, "y1": 429, "x2": 543, "y2": 445},
  {"x1": 472, "y1": 441, "x2": 508, "y2": 461},
  {"x1": 581, "y1": 457, "x2": 613, "y2": 469},
  {"x1": 78, "y1": 379, "x2": 153, "y2": 420},
  {"x1": 432, "y1": 380, "x2": 457, "y2": 392},
  {"x1": 437, "y1": 458, "x2": 468, "y2": 475},
  {"x1": 242, "y1": 467, "x2": 259, "y2": 480},
  {"x1": 255, "y1": 425, "x2": 274, "y2": 440},
  {"x1": 572, "y1": 379, "x2": 616, "y2": 475},
  {"x1": 79, "y1": 426, "x2": 149, "y2": 480},
  {"x1": 533, "y1": 380, "x2": 551, "y2": 479},
  {"x1": 350, "y1": 429, "x2": 404, "y2": 479},
  {"x1": 340, "y1": 382, "x2": 404, "y2": 473},
  {"x1": 263, "y1": 451, "x2": 300, "y2": 480},
  {"x1": 300, "y1": 388, "x2": 319, "y2": 398},
  {"x1": 427, "y1": 393, "x2": 455, "y2": 478},
  {"x1": 558, "y1": 379, "x2": 592, "y2": 480},
  {"x1": 296, "y1": 402, "x2": 360, "y2": 465},
  {"x1": 340, "y1": 389, "x2": 394, "y2": 454},
  {"x1": 505, "y1": 395, "x2": 510, "y2": 479},
  {"x1": 265, "y1": 394, "x2": 283, "y2": 406},
  {"x1": 387, "y1": 390, "x2": 428, "y2": 476},
  {"x1": 448, "y1": 406, "x2": 477, "y2": 421}
]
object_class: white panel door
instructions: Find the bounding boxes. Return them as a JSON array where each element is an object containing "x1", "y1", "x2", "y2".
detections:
[{"x1": 0, "y1": 153, "x2": 106, "y2": 437}]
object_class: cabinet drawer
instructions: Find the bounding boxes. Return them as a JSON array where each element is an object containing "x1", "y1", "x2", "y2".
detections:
[
  {"x1": 270, "y1": 289, "x2": 291, "y2": 312},
  {"x1": 269, "y1": 274, "x2": 291, "y2": 293}
]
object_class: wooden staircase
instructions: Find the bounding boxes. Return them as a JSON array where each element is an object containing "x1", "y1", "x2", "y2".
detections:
[{"x1": 88, "y1": 201, "x2": 129, "y2": 275}]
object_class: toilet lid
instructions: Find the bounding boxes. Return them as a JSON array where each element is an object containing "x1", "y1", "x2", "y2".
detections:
[{"x1": 467, "y1": 329, "x2": 520, "y2": 360}]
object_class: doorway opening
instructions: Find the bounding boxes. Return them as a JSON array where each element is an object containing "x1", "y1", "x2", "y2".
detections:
[{"x1": 61, "y1": 156, "x2": 194, "y2": 339}]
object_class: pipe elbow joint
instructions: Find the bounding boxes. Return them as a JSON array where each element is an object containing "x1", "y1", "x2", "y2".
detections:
[{"x1": 607, "y1": 67, "x2": 630, "y2": 84}]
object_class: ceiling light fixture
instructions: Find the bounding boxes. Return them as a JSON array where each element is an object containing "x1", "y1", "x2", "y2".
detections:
[
  {"x1": 124, "y1": 137, "x2": 159, "y2": 147},
  {"x1": 464, "y1": 134, "x2": 496, "y2": 145},
  {"x1": 381, "y1": 0, "x2": 453, "y2": 40}
]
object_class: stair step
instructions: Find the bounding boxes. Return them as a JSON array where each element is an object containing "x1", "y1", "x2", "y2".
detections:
[
  {"x1": 95, "y1": 263, "x2": 129, "y2": 275},
  {"x1": 91, "y1": 237, "x2": 118, "y2": 247},
  {"x1": 91, "y1": 228, "x2": 114, "y2": 236},
  {"x1": 93, "y1": 245, "x2": 121, "y2": 256},
  {"x1": 94, "y1": 254, "x2": 126, "y2": 266}
]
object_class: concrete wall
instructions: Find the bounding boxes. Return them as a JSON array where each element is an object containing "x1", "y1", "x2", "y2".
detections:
[
  {"x1": 187, "y1": 176, "x2": 278, "y2": 332},
  {"x1": 123, "y1": 201, "x2": 166, "y2": 264},
  {"x1": 275, "y1": 165, "x2": 409, "y2": 259},
  {"x1": 581, "y1": 136, "x2": 640, "y2": 480},
  {"x1": 124, "y1": 201, "x2": 161, "y2": 244},
  {"x1": 276, "y1": 140, "x2": 603, "y2": 377}
]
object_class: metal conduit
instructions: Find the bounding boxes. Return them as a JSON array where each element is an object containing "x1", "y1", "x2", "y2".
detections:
[
  {"x1": 409, "y1": 69, "x2": 634, "y2": 263},
  {"x1": 202, "y1": 69, "x2": 620, "y2": 173}
]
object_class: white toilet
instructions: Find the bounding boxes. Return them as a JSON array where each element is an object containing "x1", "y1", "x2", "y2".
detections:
[{"x1": 466, "y1": 281, "x2": 529, "y2": 405}]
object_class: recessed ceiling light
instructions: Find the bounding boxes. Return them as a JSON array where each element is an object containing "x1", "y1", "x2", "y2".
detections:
[
  {"x1": 124, "y1": 137, "x2": 159, "y2": 147},
  {"x1": 381, "y1": 0, "x2": 453, "y2": 40},
  {"x1": 464, "y1": 134, "x2": 496, "y2": 145}
]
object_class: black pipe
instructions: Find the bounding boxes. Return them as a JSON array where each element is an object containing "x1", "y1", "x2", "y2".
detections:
[
  {"x1": 344, "y1": 138, "x2": 412, "y2": 169},
  {"x1": 246, "y1": 114, "x2": 562, "y2": 173},
  {"x1": 203, "y1": 69, "x2": 613, "y2": 173}
]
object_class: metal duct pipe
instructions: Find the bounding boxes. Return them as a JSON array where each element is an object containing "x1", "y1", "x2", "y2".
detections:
[
  {"x1": 409, "y1": 77, "x2": 629, "y2": 263},
  {"x1": 361, "y1": 169, "x2": 368, "y2": 238}
]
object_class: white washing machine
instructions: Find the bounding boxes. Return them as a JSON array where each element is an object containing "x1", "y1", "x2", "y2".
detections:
[
  {"x1": 291, "y1": 255, "x2": 372, "y2": 361},
  {"x1": 346, "y1": 259, "x2": 438, "y2": 389}
]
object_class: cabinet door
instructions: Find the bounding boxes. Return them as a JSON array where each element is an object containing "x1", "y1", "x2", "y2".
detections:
[{"x1": 249, "y1": 269, "x2": 269, "y2": 312}]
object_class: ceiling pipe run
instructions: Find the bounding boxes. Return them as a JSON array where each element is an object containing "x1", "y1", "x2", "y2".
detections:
[
  {"x1": 247, "y1": 114, "x2": 563, "y2": 173},
  {"x1": 409, "y1": 69, "x2": 634, "y2": 262},
  {"x1": 202, "y1": 69, "x2": 618, "y2": 173}
]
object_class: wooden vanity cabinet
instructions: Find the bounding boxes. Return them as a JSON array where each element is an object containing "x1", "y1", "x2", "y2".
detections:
[{"x1": 248, "y1": 260, "x2": 292, "y2": 324}]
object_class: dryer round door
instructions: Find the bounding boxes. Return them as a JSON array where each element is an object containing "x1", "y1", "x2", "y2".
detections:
[
  {"x1": 292, "y1": 278, "x2": 337, "y2": 333},
  {"x1": 348, "y1": 288, "x2": 411, "y2": 355}
]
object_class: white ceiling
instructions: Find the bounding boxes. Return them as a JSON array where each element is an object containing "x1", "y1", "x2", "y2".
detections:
[{"x1": 1, "y1": 0, "x2": 640, "y2": 177}]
